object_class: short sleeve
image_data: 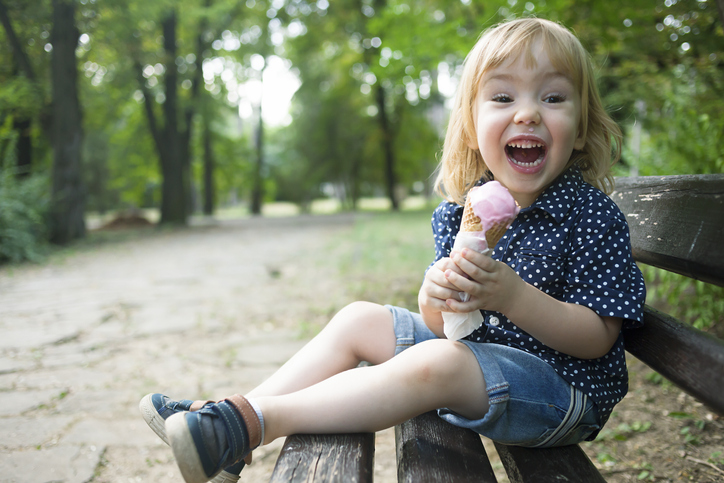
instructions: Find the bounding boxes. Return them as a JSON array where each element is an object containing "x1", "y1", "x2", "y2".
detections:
[{"x1": 563, "y1": 206, "x2": 646, "y2": 328}]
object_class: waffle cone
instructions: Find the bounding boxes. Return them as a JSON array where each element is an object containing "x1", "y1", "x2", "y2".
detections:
[
  {"x1": 485, "y1": 221, "x2": 510, "y2": 249},
  {"x1": 461, "y1": 195, "x2": 482, "y2": 232}
]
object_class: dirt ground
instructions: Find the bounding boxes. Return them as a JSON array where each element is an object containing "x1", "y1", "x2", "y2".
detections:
[{"x1": 1, "y1": 214, "x2": 722, "y2": 482}]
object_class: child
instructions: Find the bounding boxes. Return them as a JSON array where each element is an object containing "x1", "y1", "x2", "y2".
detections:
[{"x1": 140, "y1": 18, "x2": 646, "y2": 483}]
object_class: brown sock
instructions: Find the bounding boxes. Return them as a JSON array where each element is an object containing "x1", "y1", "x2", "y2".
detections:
[{"x1": 224, "y1": 394, "x2": 263, "y2": 449}]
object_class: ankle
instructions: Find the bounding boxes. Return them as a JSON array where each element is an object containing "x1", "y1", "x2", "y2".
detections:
[
  {"x1": 246, "y1": 397, "x2": 265, "y2": 448},
  {"x1": 223, "y1": 395, "x2": 264, "y2": 450}
]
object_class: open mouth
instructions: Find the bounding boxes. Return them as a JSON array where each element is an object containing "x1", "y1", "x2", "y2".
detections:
[{"x1": 505, "y1": 141, "x2": 547, "y2": 169}]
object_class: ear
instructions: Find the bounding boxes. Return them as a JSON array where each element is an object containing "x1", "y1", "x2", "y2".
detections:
[{"x1": 466, "y1": 133, "x2": 479, "y2": 150}]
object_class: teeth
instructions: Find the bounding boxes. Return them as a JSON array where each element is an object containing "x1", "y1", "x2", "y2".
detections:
[
  {"x1": 511, "y1": 157, "x2": 544, "y2": 168},
  {"x1": 507, "y1": 141, "x2": 545, "y2": 149},
  {"x1": 506, "y1": 141, "x2": 546, "y2": 167}
]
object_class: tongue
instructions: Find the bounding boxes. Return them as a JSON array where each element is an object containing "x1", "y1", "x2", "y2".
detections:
[{"x1": 509, "y1": 146, "x2": 542, "y2": 164}]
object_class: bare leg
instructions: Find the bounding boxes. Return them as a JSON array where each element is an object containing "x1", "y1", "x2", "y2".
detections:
[
  {"x1": 257, "y1": 338, "x2": 489, "y2": 444},
  {"x1": 247, "y1": 301, "x2": 396, "y2": 398}
]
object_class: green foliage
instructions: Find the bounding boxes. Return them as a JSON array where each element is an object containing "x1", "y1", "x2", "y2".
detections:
[
  {"x1": 595, "y1": 420, "x2": 652, "y2": 442},
  {"x1": 0, "y1": 134, "x2": 50, "y2": 264},
  {"x1": 3, "y1": 0, "x2": 724, "y2": 226},
  {"x1": 645, "y1": 371, "x2": 673, "y2": 389},
  {"x1": 200, "y1": 109, "x2": 256, "y2": 209},
  {"x1": 709, "y1": 451, "x2": 724, "y2": 467},
  {"x1": 641, "y1": 265, "x2": 723, "y2": 331}
]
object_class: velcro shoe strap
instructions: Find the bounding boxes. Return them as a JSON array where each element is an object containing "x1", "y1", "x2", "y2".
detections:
[
  {"x1": 225, "y1": 394, "x2": 262, "y2": 449},
  {"x1": 189, "y1": 399, "x2": 215, "y2": 411}
]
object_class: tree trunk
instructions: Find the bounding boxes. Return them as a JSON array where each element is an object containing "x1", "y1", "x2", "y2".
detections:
[
  {"x1": 250, "y1": 90, "x2": 264, "y2": 215},
  {"x1": 0, "y1": 1, "x2": 34, "y2": 81},
  {"x1": 49, "y1": 0, "x2": 85, "y2": 244},
  {"x1": 202, "y1": 121, "x2": 215, "y2": 215},
  {"x1": 180, "y1": 0, "x2": 212, "y2": 216},
  {"x1": 376, "y1": 85, "x2": 398, "y2": 211},
  {"x1": 13, "y1": 117, "x2": 31, "y2": 177},
  {"x1": 159, "y1": 11, "x2": 186, "y2": 225},
  {"x1": 0, "y1": 0, "x2": 50, "y2": 174}
]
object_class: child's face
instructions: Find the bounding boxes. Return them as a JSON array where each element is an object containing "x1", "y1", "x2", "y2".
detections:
[{"x1": 469, "y1": 45, "x2": 586, "y2": 208}]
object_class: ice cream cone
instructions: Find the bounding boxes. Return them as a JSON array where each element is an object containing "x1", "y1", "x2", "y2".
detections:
[
  {"x1": 484, "y1": 221, "x2": 510, "y2": 249},
  {"x1": 461, "y1": 194, "x2": 482, "y2": 232}
]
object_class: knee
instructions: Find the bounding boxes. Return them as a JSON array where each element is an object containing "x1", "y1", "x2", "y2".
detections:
[
  {"x1": 322, "y1": 302, "x2": 390, "y2": 341},
  {"x1": 325, "y1": 302, "x2": 395, "y2": 363},
  {"x1": 330, "y1": 301, "x2": 389, "y2": 331},
  {"x1": 343, "y1": 301, "x2": 385, "y2": 317},
  {"x1": 405, "y1": 339, "x2": 472, "y2": 385}
]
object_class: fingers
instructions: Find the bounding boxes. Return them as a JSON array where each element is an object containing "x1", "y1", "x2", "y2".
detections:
[
  {"x1": 443, "y1": 250, "x2": 498, "y2": 312},
  {"x1": 451, "y1": 248, "x2": 495, "y2": 282},
  {"x1": 424, "y1": 270, "x2": 463, "y2": 305},
  {"x1": 422, "y1": 252, "x2": 501, "y2": 314},
  {"x1": 444, "y1": 268, "x2": 477, "y2": 293},
  {"x1": 434, "y1": 256, "x2": 466, "y2": 277},
  {"x1": 421, "y1": 259, "x2": 466, "y2": 312}
]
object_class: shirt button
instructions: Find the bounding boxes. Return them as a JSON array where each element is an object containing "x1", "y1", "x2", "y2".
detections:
[{"x1": 489, "y1": 316, "x2": 500, "y2": 326}]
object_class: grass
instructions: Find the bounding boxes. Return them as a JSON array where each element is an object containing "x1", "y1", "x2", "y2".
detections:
[{"x1": 329, "y1": 207, "x2": 436, "y2": 310}]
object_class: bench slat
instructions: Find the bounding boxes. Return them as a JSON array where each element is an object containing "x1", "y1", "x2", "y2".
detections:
[
  {"x1": 494, "y1": 442, "x2": 605, "y2": 483},
  {"x1": 395, "y1": 411, "x2": 498, "y2": 482},
  {"x1": 269, "y1": 433, "x2": 374, "y2": 483},
  {"x1": 624, "y1": 305, "x2": 724, "y2": 415},
  {"x1": 612, "y1": 175, "x2": 724, "y2": 287}
]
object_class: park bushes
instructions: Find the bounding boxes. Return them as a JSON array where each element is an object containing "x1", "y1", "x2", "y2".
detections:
[{"x1": 0, "y1": 142, "x2": 49, "y2": 264}]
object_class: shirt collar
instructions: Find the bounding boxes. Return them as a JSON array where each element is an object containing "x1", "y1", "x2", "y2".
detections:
[{"x1": 523, "y1": 168, "x2": 582, "y2": 222}]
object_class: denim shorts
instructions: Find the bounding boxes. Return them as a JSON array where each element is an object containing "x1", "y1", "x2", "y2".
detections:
[{"x1": 386, "y1": 305, "x2": 601, "y2": 448}]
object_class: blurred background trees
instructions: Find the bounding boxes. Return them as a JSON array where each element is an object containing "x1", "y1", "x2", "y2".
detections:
[{"x1": 0, "y1": 0, "x2": 722, "y2": 259}]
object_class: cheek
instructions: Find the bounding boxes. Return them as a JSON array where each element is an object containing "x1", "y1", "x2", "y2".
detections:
[
  {"x1": 467, "y1": 111, "x2": 486, "y2": 150},
  {"x1": 551, "y1": 115, "x2": 581, "y2": 146}
]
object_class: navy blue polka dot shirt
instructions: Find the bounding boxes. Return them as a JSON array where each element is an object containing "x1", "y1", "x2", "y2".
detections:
[{"x1": 429, "y1": 168, "x2": 646, "y2": 428}]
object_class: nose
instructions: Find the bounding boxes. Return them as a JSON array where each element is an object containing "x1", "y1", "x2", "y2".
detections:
[{"x1": 514, "y1": 100, "x2": 541, "y2": 125}]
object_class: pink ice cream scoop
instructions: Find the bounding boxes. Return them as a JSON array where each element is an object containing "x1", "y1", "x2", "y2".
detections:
[{"x1": 466, "y1": 181, "x2": 520, "y2": 248}]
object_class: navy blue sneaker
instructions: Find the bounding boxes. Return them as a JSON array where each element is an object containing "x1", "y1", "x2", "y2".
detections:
[
  {"x1": 140, "y1": 393, "x2": 245, "y2": 483},
  {"x1": 166, "y1": 394, "x2": 262, "y2": 483}
]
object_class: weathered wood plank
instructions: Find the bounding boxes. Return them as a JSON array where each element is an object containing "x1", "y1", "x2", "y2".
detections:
[
  {"x1": 611, "y1": 175, "x2": 724, "y2": 287},
  {"x1": 624, "y1": 305, "x2": 724, "y2": 416},
  {"x1": 494, "y1": 442, "x2": 605, "y2": 483},
  {"x1": 395, "y1": 411, "x2": 497, "y2": 483},
  {"x1": 269, "y1": 433, "x2": 374, "y2": 483}
]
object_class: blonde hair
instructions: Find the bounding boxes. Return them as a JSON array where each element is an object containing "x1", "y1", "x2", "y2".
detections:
[{"x1": 435, "y1": 18, "x2": 622, "y2": 205}]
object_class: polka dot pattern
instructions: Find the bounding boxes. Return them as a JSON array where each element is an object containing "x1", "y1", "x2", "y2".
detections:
[{"x1": 428, "y1": 169, "x2": 646, "y2": 424}]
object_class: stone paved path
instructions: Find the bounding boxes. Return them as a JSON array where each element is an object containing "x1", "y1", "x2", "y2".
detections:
[{"x1": 0, "y1": 215, "x2": 397, "y2": 483}]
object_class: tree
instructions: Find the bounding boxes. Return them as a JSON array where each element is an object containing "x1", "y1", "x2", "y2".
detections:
[
  {"x1": 201, "y1": 121, "x2": 215, "y2": 215},
  {"x1": 0, "y1": 0, "x2": 52, "y2": 176},
  {"x1": 48, "y1": 0, "x2": 85, "y2": 244},
  {"x1": 133, "y1": 10, "x2": 187, "y2": 224}
]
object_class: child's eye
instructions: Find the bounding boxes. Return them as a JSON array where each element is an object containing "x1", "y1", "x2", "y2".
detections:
[
  {"x1": 492, "y1": 93, "x2": 513, "y2": 103},
  {"x1": 543, "y1": 94, "x2": 567, "y2": 104}
]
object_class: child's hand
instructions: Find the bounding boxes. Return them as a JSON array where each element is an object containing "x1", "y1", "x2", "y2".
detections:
[
  {"x1": 419, "y1": 257, "x2": 467, "y2": 314},
  {"x1": 444, "y1": 248, "x2": 524, "y2": 316}
]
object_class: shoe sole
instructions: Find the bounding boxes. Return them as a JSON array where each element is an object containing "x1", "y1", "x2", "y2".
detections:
[
  {"x1": 167, "y1": 411, "x2": 213, "y2": 483},
  {"x1": 140, "y1": 394, "x2": 240, "y2": 483},
  {"x1": 210, "y1": 471, "x2": 241, "y2": 483},
  {"x1": 139, "y1": 393, "x2": 170, "y2": 445}
]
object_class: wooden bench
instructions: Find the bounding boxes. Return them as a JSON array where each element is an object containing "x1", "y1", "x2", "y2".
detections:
[{"x1": 268, "y1": 174, "x2": 724, "y2": 482}]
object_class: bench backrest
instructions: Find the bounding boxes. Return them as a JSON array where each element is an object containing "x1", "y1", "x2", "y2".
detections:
[{"x1": 612, "y1": 175, "x2": 724, "y2": 416}]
